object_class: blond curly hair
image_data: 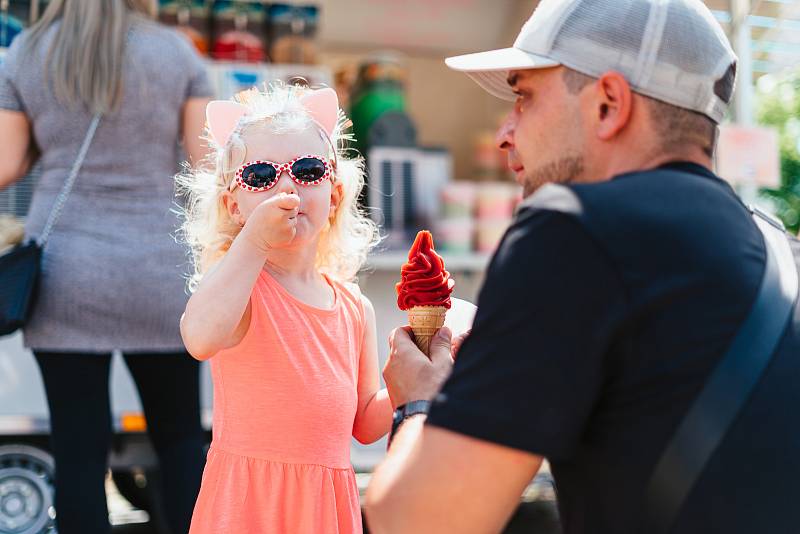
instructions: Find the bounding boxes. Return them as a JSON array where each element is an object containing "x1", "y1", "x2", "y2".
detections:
[{"x1": 176, "y1": 84, "x2": 380, "y2": 291}]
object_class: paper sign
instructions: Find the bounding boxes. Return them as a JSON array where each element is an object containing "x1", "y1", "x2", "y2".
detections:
[{"x1": 716, "y1": 125, "x2": 781, "y2": 188}]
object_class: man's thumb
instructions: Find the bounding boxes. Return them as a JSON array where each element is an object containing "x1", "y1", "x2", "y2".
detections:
[{"x1": 430, "y1": 326, "x2": 452, "y2": 362}]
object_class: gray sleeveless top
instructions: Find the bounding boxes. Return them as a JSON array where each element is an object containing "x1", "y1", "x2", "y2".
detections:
[{"x1": 0, "y1": 19, "x2": 212, "y2": 352}]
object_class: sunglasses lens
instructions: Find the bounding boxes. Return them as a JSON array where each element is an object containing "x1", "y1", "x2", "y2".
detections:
[
  {"x1": 241, "y1": 163, "x2": 277, "y2": 189},
  {"x1": 291, "y1": 157, "x2": 327, "y2": 183}
]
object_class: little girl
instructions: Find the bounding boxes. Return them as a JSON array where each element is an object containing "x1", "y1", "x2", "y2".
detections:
[{"x1": 178, "y1": 84, "x2": 393, "y2": 533}]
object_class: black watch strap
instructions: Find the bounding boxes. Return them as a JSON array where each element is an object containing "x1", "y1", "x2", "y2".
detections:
[{"x1": 388, "y1": 400, "x2": 431, "y2": 447}]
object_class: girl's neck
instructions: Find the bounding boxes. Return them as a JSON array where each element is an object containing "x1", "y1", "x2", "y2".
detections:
[
  {"x1": 263, "y1": 241, "x2": 321, "y2": 284},
  {"x1": 262, "y1": 240, "x2": 335, "y2": 310}
]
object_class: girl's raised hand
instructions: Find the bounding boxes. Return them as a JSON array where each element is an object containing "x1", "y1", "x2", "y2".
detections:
[{"x1": 241, "y1": 192, "x2": 301, "y2": 253}]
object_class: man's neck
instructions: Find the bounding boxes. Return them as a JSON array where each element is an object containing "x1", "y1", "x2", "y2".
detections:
[{"x1": 585, "y1": 147, "x2": 713, "y2": 184}]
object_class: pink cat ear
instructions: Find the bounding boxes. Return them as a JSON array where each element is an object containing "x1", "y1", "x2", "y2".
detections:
[
  {"x1": 300, "y1": 88, "x2": 339, "y2": 137},
  {"x1": 206, "y1": 100, "x2": 248, "y2": 147}
]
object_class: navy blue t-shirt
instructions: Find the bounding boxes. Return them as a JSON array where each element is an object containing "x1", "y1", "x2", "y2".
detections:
[{"x1": 427, "y1": 162, "x2": 800, "y2": 533}]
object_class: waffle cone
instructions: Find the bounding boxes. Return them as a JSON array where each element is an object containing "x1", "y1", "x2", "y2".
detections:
[{"x1": 407, "y1": 306, "x2": 447, "y2": 356}]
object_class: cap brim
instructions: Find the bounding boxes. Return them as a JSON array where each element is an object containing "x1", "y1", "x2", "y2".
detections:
[{"x1": 445, "y1": 47, "x2": 560, "y2": 101}]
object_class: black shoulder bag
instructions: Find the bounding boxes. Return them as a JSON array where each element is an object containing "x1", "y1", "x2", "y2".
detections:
[
  {"x1": 643, "y1": 207, "x2": 799, "y2": 533},
  {"x1": 0, "y1": 114, "x2": 101, "y2": 335}
]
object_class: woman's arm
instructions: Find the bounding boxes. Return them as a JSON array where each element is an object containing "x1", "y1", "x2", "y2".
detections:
[
  {"x1": 0, "y1": 110, "x2": 37, "y2": 189},
  {"x1": 181, "y1": 97, "x2": 211, "y2": 167},
  {"x1": 352, "y1": 295, "x2": 394, "y2": 444}
]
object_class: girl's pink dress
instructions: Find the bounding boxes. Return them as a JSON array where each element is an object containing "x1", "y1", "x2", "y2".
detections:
[{"x1": 189, "y1": 269, "x2": 367, "y2": 534}]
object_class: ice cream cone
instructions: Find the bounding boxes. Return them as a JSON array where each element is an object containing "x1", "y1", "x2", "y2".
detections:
[{"x1": 408, "y1": 305, "x2": 447, "y2": 356}]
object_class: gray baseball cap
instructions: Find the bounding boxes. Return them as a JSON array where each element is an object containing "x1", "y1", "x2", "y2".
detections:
[{"x1": 445, "y1": 0, "x2": 738, "y2": 124}]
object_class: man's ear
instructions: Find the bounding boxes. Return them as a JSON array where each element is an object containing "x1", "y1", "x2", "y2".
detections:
[
  {"x1": 222, "y1": 191, "x2": 244, "y2": 226},
  {"x1": 329, "y1": 181, "x2": 344, "y2": 222},
  {"x1": 593, "y1": 71, "x2": 634, "y2": 141}
]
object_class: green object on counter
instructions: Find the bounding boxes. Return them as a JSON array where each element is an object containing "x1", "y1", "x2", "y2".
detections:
[{"x1": 349, "y1": 57, "x2": 407, "y2": 155}]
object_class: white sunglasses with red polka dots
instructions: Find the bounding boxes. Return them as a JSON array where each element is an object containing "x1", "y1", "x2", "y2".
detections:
[{"x1": 231, "y1": 154, "x2": 334, "y2": 192}]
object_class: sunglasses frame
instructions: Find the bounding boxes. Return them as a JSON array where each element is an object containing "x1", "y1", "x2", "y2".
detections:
[{"x1": 231, "y1": 154, "x2": 334, "y2": 193}]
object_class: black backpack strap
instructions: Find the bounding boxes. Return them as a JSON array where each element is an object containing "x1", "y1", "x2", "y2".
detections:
[{"x1": 643, "y1": 208, "x2": 799, "y2": 533}]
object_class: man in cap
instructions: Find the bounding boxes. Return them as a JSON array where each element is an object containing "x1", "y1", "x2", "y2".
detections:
[{"x1": 366, "y1": 0, "x2": 800, "y2": 533}]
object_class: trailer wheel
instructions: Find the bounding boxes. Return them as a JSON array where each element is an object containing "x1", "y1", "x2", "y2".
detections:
[{"x1": 0, "y1": 445, "x2": 55, "y2": 534}]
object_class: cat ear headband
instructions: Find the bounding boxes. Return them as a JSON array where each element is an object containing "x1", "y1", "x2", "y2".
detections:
[{"x1": 205, "y1": 87, "x2": 340, "y2": 169}]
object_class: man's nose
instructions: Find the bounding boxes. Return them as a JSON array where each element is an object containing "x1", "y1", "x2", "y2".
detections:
[{"x1": 495, "y1": 111, "x2": 516, "y2": 151}]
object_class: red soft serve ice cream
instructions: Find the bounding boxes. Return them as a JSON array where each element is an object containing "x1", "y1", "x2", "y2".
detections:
[{"x1": 396, "y1": 230, "x2": 455, "y2": 311}]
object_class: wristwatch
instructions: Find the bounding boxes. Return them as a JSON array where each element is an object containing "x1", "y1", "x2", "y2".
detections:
[{"x1": 389, "y1": 400, "x2": 431, "y2": 446}]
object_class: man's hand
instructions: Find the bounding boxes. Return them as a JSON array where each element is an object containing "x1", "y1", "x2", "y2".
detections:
[
  {"x1": 240, "y1": 192, "x2": 300, "y2": 253},
  {"x1": 384, "y1": 326, "x2": 454, "y2": 409}
]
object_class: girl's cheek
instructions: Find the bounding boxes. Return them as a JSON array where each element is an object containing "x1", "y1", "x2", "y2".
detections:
[{"x1": 238, "y1": 191, "x2": 273, "y2": 218}]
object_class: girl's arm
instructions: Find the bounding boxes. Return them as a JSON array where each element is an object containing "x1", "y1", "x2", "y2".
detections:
[
  {"x1": 180, "y1": 234, "x2": 264, "y2": 360},
  {"x1": 352, "y1": 295, "x2": 394, "y2": 444},
  {"x1": 180, "y1": 193, "x2": 300, "y2": 360}
]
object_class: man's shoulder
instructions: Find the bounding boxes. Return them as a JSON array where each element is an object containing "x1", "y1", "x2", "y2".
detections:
[
  {"x1": 515, "y1": 166, "x2": 684, "y2": 223},
  {"x1": 494, "y1": 187, "x2": 610, "y2": 281},
  {"x1": 518, "y1": 183, "x2": 584, "y2": 217},
  {"x1": 569, "y1": 163, "x2": 731, "y2": 206},
  {"x1": 519, "y1": 164, "x2": 739, "y2": 233}
]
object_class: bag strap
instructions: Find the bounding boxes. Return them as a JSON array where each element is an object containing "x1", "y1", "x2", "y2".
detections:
[
  {"x1": 643, "y1": 207, "x2": 799, "y2": 533},
  {"x1": 37, "y1": 113, "x2": 101, "y2": 246}
]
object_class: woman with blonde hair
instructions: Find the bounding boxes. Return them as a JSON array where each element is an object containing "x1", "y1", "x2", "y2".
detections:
[{"x1": 0, "y1": 1, "x2": 211, "y2": 532}]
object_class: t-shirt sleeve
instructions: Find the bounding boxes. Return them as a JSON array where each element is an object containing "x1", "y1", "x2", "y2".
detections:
[
  {"x1": 176, "y1": 34, "x2": 213, "y2": 99},
  {"x1": 426, "y1": 209, "x2": 627, "y2": 460},
  {"x1": 0, "y1": 37, "x2": 25, "y2": 112}
]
